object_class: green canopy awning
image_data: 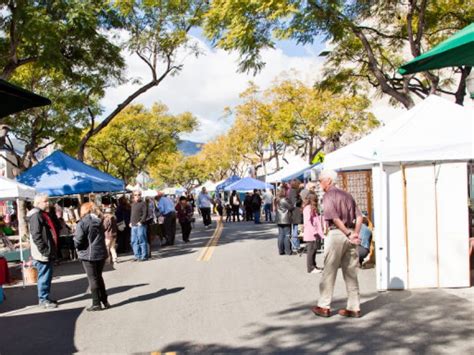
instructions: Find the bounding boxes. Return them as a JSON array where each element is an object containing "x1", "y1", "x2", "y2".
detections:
[
  {"x1": 0, "y1": 79, "x2": 51, "y2": 118},
  {"x1": 398, "y1": 23, "x2": 474, "y2": 75}
]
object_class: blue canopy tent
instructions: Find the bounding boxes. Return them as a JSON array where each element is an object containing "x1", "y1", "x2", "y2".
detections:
[
  {"x1": 224, "y1": 177, "x2": 273, "y2": 191},
  {"x1": 281, "y1": 163, "x2": 322, "y2": 182},
  {"x1": 215, "y1": 175, "x2": 241, "y2": 191},
  {"x1": 17, "y1": 151, "x2": 125, "y2": 196}
]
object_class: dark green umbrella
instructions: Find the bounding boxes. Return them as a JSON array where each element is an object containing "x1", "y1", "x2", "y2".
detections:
[
  {"x1": 0, "y1": 79, "x2": 51, "y2": 118},
  {"x1": 398, "y1": 23, "x2": 474, "y2": 75}
]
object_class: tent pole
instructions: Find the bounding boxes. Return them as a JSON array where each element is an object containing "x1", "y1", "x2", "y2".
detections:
[
  {"x1": 17, "y1": 198, "x2": 25, "y2": 288},
  {"x1": 401, "y1": 165, "x2": 410, "y2": 289},
  {"x1": 433, "y1": 163, "x2": 441, "y2": 288}
]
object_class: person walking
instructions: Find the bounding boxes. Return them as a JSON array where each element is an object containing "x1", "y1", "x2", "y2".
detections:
[
  {"x1": 274, "y1": 189, "x2": 293, "y2": 255},
  {"x1": 262, "y1": 189, "x2": 274, "y2": 222},
  {"x1": 288, "y1": 179, "x2": 303, "y2": 252},
  {"x1": 102, "y1": 207, "x2": 118, "y2": 264},
  {"x1": 27, "y1": 194, "x2": 58, "y2": 309},
  {"x1": 228, "y1": 190, "x2": 241, "y2": 222},
  {"x1": 303, "y1": 193, "x2": 324, "y2": 273},
  {"x1": 115, "y1": 196, "x2": 131, "y2": 253},
  {"x1": 74, "y1": 202, "x2": 110, "y2": 311},
  {"x1": 156, "y1": 192, "x2": 177, "y2": 245},
  {"x1": 175, "y1": 196, "x2": 193, "y2": 243},
  {"x1": 130, "y1": 191, "x2": 148, "y2": 261},
  {"x1": 198, "y1": 187, "x2": 213, "y2": 227},
  {"x1": 251, "y1": 189, "x2": 262, "y2": 224},
  {"x1": 243, "y1": 192, "x2": 253, "y2": 221},
  {"x1": 214, "y1": 193, "x2": 224, "y2": 221},
  {"x1": 312, "y1": 170, "x2": 363, "y2": 318}
]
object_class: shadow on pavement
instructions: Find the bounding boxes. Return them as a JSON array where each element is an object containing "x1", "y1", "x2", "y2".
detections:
[
  {"x1": 157, "y1": 290, "x2": 472, "y2": 354},
  {"x1": 113, "y1": 287, "x2": 185, "y2": 308},
  {"x1": 0, "y1": 276, "x2": 89, "y2": 314},
  {"x1": 0, "y1": 307, "x2": 83, "y2": 354},
  {"x1": 59, "y1": 283, "x2": 149, "y2": 305}
]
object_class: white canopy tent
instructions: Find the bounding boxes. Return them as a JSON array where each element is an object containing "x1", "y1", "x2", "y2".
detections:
[
  {"x1": 194, "y1": 179, "x2": 224, "y2": 193},
  {"x1": 0, "y1": 176, "x2": 37, "y2": 201},
  {"x1": 0, "y1": 176, "x2": 37, "y2": 287},
  {"x1": 324, "y1": 95, "x2": 473, "y2": 290},
  {"x1": 266, "y1": 156, "x2": 308, "y2": 183},
  {"x1": 324, "y1": 95, "x2": 473, "y2": 170}
]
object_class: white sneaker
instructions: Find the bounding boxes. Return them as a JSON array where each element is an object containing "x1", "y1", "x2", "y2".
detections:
[{"x1": 311, "y1": 268, "x2": 322, "y2": 274}]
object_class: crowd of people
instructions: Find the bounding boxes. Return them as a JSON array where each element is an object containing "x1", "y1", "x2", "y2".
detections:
[{"x1": 24, "y1": 170, "x2": 371, "y2": 318}]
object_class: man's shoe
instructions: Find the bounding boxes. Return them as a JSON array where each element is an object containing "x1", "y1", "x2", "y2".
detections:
[
  {"x1": 338, "y1": 309, "x2": 361, "y2": 318},
  {"x1": 86, "y1": 305, "x2": 102, "y2": 312},
  {"x1": 310, "y1": 268, "x2": 322, "y2": 274},
  {"x1": 47, "y1": 298, "x2": 58, "y2": 304},
  {"x1": 311, "y1": 306, "x2": 331, "y2": 317},
  {"x1": 39, "y1": 300, "x2": 58, "y2": 309},
  {"x1": 102, "y1": 301, "x2": 111, "y2": 309}
]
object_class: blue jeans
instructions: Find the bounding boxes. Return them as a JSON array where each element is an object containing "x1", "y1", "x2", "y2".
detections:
[
  {"x1": 278, "y1": 225, "x2": 291, "y2": 255},
  {"x1": 264, "y1": 203, "x2": 272, "y2": 222},
  {"x1": 254, "y1": 210, "x2": 261, "y2": 224},
  {"x1": 291, "y1": 224, "x2": 300, "y2": 250},
  {"x1": 33, "y1": 260, "x2": 53, "y2": 302},
  {"x1": 131, "y1": 225, "x2": 148, "y2": 260}
]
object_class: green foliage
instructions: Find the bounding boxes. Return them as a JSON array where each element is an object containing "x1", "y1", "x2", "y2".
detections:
[
  {"x1": 204, "y1": 0, "x2": 474, "y2": 106},
  {"x1": 86, "y1": 103, "x2": 197, "y2": 183}
]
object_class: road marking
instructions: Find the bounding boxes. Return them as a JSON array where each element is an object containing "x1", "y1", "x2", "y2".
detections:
[
  {"x1": 151, "y1": 352, "x2": 176, "y2": 355},
  {"x1": 197, "y1": 220, "x2": 224, "y2": 262}
]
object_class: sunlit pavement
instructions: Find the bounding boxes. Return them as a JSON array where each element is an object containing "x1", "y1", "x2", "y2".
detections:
[{"x1": 1, "y1": 216, "x2": 473, "y2": 354}]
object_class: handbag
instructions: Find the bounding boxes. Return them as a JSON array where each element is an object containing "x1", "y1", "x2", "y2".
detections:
[{"x1": 116, "y1": 220, "x2": 126, "y2": 232}]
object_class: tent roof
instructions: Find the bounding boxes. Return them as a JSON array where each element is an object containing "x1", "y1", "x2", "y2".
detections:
[
  {"x1": 399, "y1": 23, "x2": 474, "y2": 75},
  {"x1": 266, "y1": 156, "x2": 308, "y2": 183},
  {"x1": 0, "y1": 79, "x2": 51, "y2": 118},
  {"x1": 17, "y1": 151, "x2": 125, "y2": 196},
  {"x1": 216, "y1": 175, "x2": 241, "y2": 191},
  {"x1": 324, "y1": 95, "x2": 473, "y2": 170},
  {"x1": 281, "y1": 163, "x2": 322, "y2": 182},
  {"x1": 224, "y1": 177, "x2": 273, "y2": 191},
  {"x1": 0, "y1": 176, "x2": 36, "y2": 201}
]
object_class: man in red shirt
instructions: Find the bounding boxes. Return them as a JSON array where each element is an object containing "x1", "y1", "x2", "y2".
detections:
[{"x1": 312, "y1": 170, "x2": 363, "y2": 318}]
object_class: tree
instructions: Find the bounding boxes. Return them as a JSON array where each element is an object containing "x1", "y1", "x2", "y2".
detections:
[
  {"x1": 1, "y1": 64, "x2": 101, "y2": 172},
  {"x1": 0, "y1": 0, "x2": 124, "y2": 88},
  {"x1": 267, "y1": 78, "x2": 379, "y2": 163},
  {"x1": 204, "y1": 0, "x2": 474, "y2": 107},
  {"x1": 77, "y1": 0, "x2": 209, "y2": 160},
  {"x1": 86, "y1": 103, "x2": 197, "y2": 184}
]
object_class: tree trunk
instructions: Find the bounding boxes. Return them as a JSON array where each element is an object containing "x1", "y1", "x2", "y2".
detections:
[{"x1": 455, "y1": 67, "x2": 471, "y2": 106}]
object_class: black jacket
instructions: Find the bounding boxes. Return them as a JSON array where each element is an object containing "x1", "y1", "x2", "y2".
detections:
[
  {"x1": 27, "y1": 208, "x2": 56, "y2": 262},
  {"x1": 74, "y1": 214, "x2": 107, "y2": 261}
]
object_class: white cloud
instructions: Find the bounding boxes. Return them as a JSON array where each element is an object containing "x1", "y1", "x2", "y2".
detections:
[{"x1": 101, "y1": 36, "x2": 324, "y2": 142}]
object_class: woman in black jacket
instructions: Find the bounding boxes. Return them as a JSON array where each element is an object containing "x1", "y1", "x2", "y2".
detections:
[{"x1": 74, "y1": 202, "x2": 110, "y2": 311}]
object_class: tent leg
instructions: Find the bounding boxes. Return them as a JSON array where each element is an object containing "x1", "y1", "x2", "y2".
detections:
[
  {"x1": 17, "y1": 198, "x2": 26, "y2": 288},
  {"x1": 401, "y1": 165, "x2": 410, "y2": 289}
]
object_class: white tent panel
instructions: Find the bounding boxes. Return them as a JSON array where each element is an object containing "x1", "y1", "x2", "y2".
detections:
[
  {"x1": 405, "y1": 165, "x2": 438, "y2": 288},
  {"x1": 386, "y1": 167, "x2": 407, "y2": 289},
  {"x1": 436, "y1": 163, "x2": 470, "y2": 288}
]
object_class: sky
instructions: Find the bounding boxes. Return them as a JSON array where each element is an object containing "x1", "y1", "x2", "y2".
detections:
[{"x1": 101, "y1": 31, "x2": 403, "y2": 143}]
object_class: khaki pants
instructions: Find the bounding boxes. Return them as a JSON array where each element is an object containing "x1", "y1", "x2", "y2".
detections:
[
  {"x1": 318, "y1": 229, "x2": 360, "y2": 311},
  {"x1": 105, "y1": 238, "x2": 118, "y2": 263}
]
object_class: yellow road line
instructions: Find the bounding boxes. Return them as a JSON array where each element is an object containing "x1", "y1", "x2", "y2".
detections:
[
  {"x1": 197, "y1": 221, "x2": 224, "y2": 262},
  {"x1": 151, "y1": 352, "x2": 176, "y2": 355}
]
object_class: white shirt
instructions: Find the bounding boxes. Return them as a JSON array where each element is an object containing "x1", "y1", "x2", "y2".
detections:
[{"x1": 263, "y1": 191, "x2": 274, "y2": 205}]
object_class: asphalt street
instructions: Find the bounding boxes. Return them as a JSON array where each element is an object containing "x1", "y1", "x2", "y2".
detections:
[{"x1": 1, "y1": 217, "x2": 473, "y2": 354}]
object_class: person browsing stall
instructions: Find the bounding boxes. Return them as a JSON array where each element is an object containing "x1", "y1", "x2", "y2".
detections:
[{"x1": 312, "y1": 170, "x2": 363, "y2": 319}]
